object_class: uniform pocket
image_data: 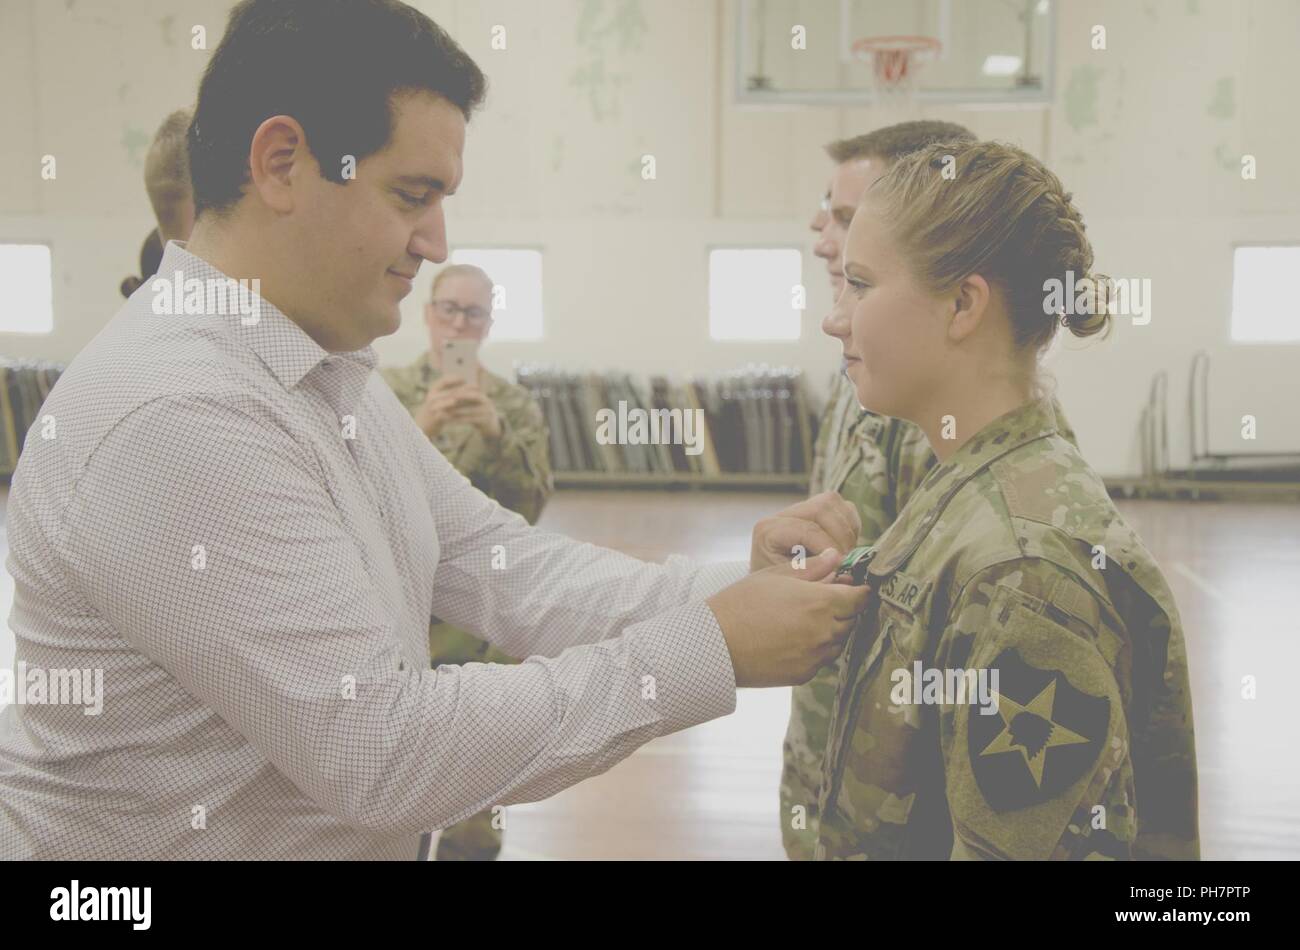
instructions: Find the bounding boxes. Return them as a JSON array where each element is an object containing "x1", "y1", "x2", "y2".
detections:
[{"x1": 824, "y1": 614, "x2": 927, "y2": 857}]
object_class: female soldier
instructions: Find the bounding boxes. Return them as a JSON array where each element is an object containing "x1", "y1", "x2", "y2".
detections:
[{"x1": 815, "y1": 141, "x2": 1198, "y2": 860}]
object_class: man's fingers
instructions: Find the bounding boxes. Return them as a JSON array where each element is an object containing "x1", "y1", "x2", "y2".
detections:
[
  {"x1": 823, "y1": 494, "x2": 862, "y2": 551},
  {"x1": 829, "y1": 583, "x2": 873, "y2": 620},
  {"x1": 837, "y1": 495, "x2": 862, "y2": 543},
  {"x1": 770, "y1": 545, "x2": 839, "y2": 580},
  {"x1": 767, "y1": 518, "x2": 837, "y2": 562},
  {"x1": 806, "y1": 547, "x2": 842, "y2": 581},
  {"x1": 810, "y1": 492, "x2": 858, "y2": 550},
  {"x1": 779, "y1": 492, "x2": 859, "y2": 552}
]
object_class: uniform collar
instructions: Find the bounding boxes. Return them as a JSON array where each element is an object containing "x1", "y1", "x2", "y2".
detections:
[
  {"x1": 159, "y1": 242, "x2": 377, "y2": 409},
  {"x1": 869, "y1": 398, "x2": 1061, "y2": 577}
]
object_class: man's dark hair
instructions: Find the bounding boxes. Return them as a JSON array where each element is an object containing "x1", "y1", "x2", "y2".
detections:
[
  {"x1": 188, "y1": 0, "x2": 487, "y2": 217},
  {"x1": 825, "y1": 120, "x2": 975, "y2": 165}
]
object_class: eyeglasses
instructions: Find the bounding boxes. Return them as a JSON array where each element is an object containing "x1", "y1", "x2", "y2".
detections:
[{"x1": 431, "y1": 298, "x2": 492, "y2": 326}]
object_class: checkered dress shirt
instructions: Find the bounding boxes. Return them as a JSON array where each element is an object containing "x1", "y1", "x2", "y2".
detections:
[{"x1": 0, "y1": 242, "x2": 742, "y2": 859}]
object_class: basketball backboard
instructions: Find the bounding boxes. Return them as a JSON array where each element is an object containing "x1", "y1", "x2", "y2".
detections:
[{"x1": 736, "y1": 0, "x2": 1056, "y2": 106}]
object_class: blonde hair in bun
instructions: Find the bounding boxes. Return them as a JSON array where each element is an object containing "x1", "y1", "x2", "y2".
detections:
[{"x1": 865, "y1": 140, "x2": 1111, "y2": 350}]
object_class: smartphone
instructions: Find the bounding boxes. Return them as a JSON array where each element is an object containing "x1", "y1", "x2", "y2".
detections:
[{"x1": 442, "y1": 340, "x2": 479, "y2": 385}]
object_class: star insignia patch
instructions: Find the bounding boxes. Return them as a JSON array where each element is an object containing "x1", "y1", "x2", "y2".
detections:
[{"x1": 968, "y1": 648, "x2": 1110, "y2": 811}]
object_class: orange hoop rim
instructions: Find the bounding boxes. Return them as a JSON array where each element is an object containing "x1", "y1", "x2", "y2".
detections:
[
  {"x1": 851, "y1": 35, "x2": 942, "y2": 87},
  {"x1": 851, "y1": 34, "x2": 943, "y2": 57}
]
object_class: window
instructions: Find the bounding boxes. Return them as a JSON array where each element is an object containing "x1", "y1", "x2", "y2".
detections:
[
  {"x1": 0, "y1": 244, "x2": 53, "y2": 334},
  {"x1": 709, "y1": 248, "x2": 802, "y2": 341},
  {"x1": 1231, "y1": 245, "x2": 1300, "y2": 343},
  {"x1": 449, "y1": 248, "x2": 543, "y2": 341}
]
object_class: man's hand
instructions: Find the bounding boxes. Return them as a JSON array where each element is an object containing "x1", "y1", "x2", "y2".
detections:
[
  {"x1": 413, "y1": 376, "x2": 503, "y2": 442},
  {"x1": 708, "y1": 548, "x2": 871, "y2": 687},
  {"x1": 750, "y1": 491, "x2": 862, "y2": 572}
]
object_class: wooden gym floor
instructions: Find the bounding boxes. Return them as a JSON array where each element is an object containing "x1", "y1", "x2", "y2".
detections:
[
  {"x1": 2, "y1": 487, "x2": 1296, "y2": 860},
  {"x1": 511, "y1": 490, "x2": 1300, "y2": 860}
]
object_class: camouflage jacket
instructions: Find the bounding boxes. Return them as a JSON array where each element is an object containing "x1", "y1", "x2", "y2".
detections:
[
  {"x1": 814, "y1": 398, "x2": 1198, "y2": 860},
  {"x1": 809, "y1": 372, "x2": 857, "y2": 496},
  {"x1": 381, "y1": 353, "x2": 553, "y2": 524},
  {"x1": 784, "y1": 380, "x2": 1082, "y2": 859}
]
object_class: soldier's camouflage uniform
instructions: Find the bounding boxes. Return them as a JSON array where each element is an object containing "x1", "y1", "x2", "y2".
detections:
[
  {"x1": 382, "y1": 352, "x2": 553, "y2": 860},
  {"x1": 782, "y1": 372, "x2": 1079, "y2": 859},
  {"x1": 814, "y1": 397, "x2": 1198, "y2": 860}
]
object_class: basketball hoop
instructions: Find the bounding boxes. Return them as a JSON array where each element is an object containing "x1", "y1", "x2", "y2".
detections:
[{"x1": 852, "y1": 35, "x2": 942, "y2": 94}]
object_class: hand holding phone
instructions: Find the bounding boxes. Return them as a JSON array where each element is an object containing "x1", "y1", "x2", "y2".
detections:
[{"x1": 442, "y1": 339, "x2": 479, "y2": 385}]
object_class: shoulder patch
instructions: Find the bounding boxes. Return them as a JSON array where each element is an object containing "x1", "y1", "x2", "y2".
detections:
[{"x1": 969, "y1": 646, "x2": 1110, "y2": 811}]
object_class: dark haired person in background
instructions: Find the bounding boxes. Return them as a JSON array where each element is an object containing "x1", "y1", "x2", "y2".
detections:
[
  {"x1": 119, "y1": 228, "x2": 164, "y2": 299},
  {"x1": 0, "y1": 0, "x2": 868, "y2": 860}
]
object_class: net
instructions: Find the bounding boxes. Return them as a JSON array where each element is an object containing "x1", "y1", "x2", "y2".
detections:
[{"x1": 851, "y1": 34, "x2": 942, "y2": 102}]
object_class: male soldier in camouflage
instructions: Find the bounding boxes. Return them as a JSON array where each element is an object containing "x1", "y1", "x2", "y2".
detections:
[
  {"x1": 144, "y1": 109, "x2": 196, "y2": 247},
  {"x1": 121, "y1": 111, "x2": 196, "y2": 299},
  {"x1": 783, "y1": 121, "x2": 978, "y2": 860},
  {"x1": 815, "y1": 141, "x2": 1198, "y2": 859},
  {"x1": 382, "y1": 263, "x2": 552, "y2": 860}
]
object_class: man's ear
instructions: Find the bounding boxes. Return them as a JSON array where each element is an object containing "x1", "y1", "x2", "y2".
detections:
[
  {"x1": 247, "y1": 115, "x2": 307, "y2": 214},
  {"x1": 948, "y1": 273, "x2": 992, "y2": 343}
]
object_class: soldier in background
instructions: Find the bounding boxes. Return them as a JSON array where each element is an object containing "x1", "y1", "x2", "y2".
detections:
[
  {"x1": 144, "y1": 109, "x2": 196, "y2": 247},
  {"x1": 121, "y1": 110, "x2": 195, "y2": 299},
  {"x1": 382, "y1": 263, "x2": 552, "y2": 861}
]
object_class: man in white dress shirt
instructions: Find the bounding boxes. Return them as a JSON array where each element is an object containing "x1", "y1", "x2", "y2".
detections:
[{"x1": 0, "y1": 0, "x2": 868, "y2": 859}]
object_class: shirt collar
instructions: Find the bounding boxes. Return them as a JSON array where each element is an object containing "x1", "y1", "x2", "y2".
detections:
[
  {"x1": 159, "y1": 241, "x2": 377, "y2": 403},
  {"x1": 868, "y1": 397, "x2": 1062, "y2": 577}
]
